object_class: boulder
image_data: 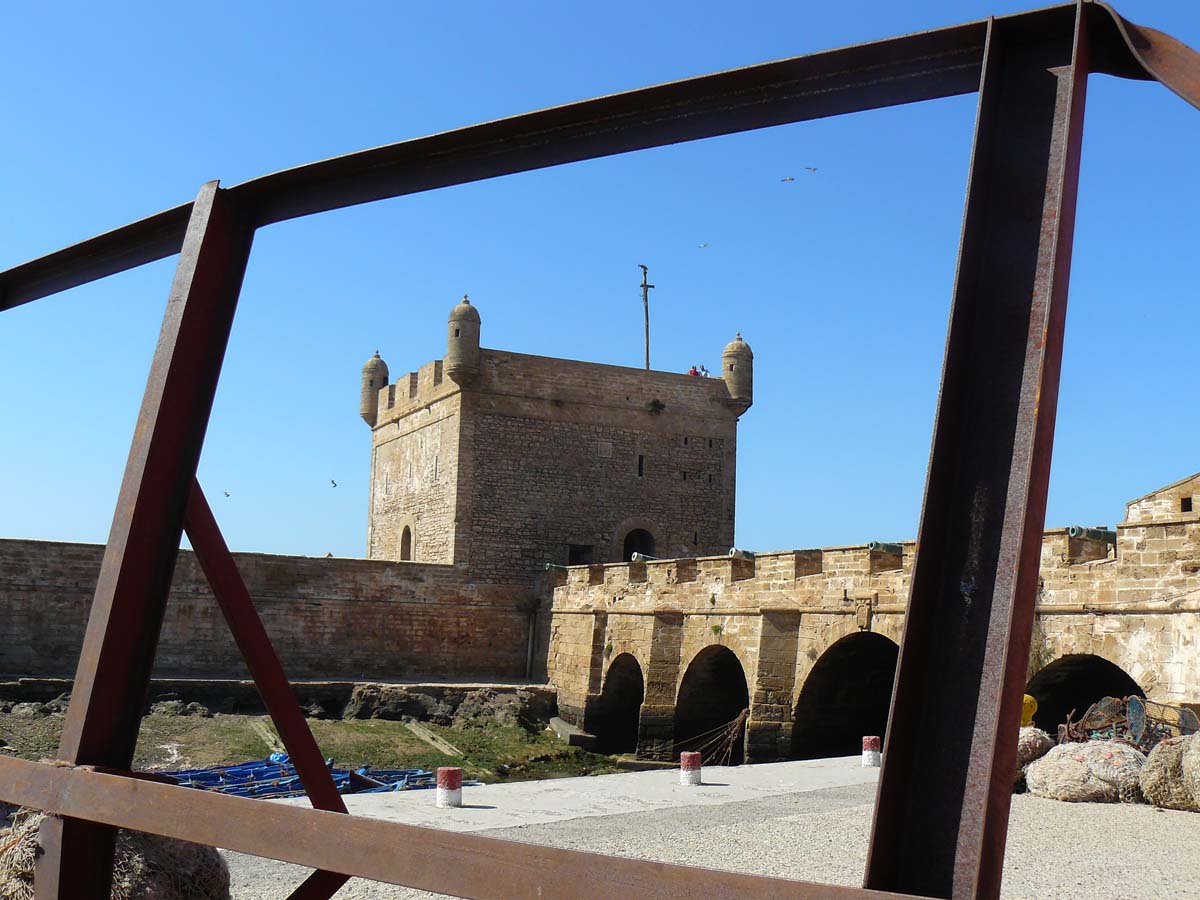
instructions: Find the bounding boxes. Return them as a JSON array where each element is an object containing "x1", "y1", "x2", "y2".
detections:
[
  {"x1": 42, "y1": 693, "x2": 71, "y2": 715},
  {"x1": 453, "y1": 689, "x2": 521, "y2": 728},
  {"x1": 150, "y1": 700, "x2": 188, "y2": 717},
  {"x1": 303, "y1": 702, "x2": 329, "y2": 720},
  {"x1": 342, "y1": 685, "x2": 458, "y2": 724},
  {"x1": 1141, "y1": 734, "x2": 1198, "y2": 811},
  {"x1": 9, "y1": 703, "x2": 43, "y2": 719},
  {"x1": 516, "y1": 688, "x2": 558, "y2": 726},
  {"x1": 1025, "y1": 740, "x2": 1146, "y2": 803}
]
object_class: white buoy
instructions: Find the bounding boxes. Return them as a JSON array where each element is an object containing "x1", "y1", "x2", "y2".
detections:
[
  {"x1": 436, "y1": 766, "x2": 463, "y2": 807},
  {"x1": 862, "y1": 735, "x2": 882, "y2": 767},
  {"x1": 680, "y1": 751, "x2": 702, "y2": 786}
]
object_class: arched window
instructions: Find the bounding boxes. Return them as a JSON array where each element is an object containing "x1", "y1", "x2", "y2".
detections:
[
  {"x1": 623, "y1": 529, "x2": 655, "y2": 561},
  {"x1": 400, "y1": 526, "x2": 413, "y2": 561}
]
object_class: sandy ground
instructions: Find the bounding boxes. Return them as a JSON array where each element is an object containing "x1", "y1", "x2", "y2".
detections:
[{"x1": 224, "y1": 757, "x2": 1200, "y2": 899}]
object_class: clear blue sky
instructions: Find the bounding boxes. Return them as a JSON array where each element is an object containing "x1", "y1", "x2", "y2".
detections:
[{"x1": 2, "y1": 1, "x2": 1198, "y2": 559}]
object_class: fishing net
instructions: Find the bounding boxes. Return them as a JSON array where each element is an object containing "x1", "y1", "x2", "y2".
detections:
[
  {"x1": 1016, "y1": 726, "x2": 1054, "y2": 771},
  {"x1": 0, "y1": 809, "x2": 230, "y2": 900},
  {"x1": 1141, "y1": 735, "x2": 1199, "y2": 812},
  {"x1": 1025, "y1": 740, "x2": 1146, "y2": 803}
]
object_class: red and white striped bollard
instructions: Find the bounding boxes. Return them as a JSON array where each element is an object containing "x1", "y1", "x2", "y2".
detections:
[
  {"x1": 680, "y1": 751, "x2": 702, "y2": 786},
  {"x1": 436, "y1": 766, "x2": 463, "y2": 807},
  {"x1": 862, "y1": 735, "x2": 881, "y2": 767}
]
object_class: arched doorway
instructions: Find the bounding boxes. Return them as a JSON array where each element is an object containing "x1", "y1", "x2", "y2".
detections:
[
  {"x1": 674, "y1": 645, "x2": 749, "y2": 765},
  {"x1": 400, "y1": 526, "x2": 412, "y2": 561},
  {"x1": 792, "y1": 632, "x2": 898, "y2": 760},
  {"x1": 594, "y1": 654, "x2": 644, "y2": 754},
  {"x1": 1026, "y1": 654, "x2": 1144, "y2": 734},
  {"x1": 623, "y1": 529, "x2": 655, "y2": 560}
]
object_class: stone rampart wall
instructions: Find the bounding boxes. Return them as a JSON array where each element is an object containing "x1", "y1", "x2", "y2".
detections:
[{"x1": 0, "y1": 539, "x2": 534, "y2": 682}]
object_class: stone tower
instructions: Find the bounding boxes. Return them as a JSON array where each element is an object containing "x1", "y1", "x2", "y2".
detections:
[
  {"x1": 722, "y1": 332, "x2": 753, "y2": 415},
  {"x1": 361, "y1": 297, "x2": 753, "y2": 584},
  {"x1": 359, "y1": 351, "x2": 389, "y2": 427},
  {"x1": 445, "y1": 295, "x2": 481, "y2": 386}
]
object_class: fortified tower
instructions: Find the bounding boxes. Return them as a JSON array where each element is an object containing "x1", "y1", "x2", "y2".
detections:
[{"x1": 359, "y1": 296, "x2": 753, "y2": 584}]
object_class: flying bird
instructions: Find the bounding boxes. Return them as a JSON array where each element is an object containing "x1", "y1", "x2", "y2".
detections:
[
  {"x1": 804, "y1": 167, "x2": 818, "y2": 173},
  {"x1": 223, "y1": 491, "x2": 230, "y2": 498},
  {"x1": 697, "y1": 242, "x2": 709, "y2": 249},
  {"x1": 330, "y1": 479, "x2": 338, "y2": 488},
  {"x1": 780, "y1": 176, "x2": 795, "y2": 182}
]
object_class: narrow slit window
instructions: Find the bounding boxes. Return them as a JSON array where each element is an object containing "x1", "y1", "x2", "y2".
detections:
[{"x1": 637, "y1": 455, "x2": 644, "y2": 478}]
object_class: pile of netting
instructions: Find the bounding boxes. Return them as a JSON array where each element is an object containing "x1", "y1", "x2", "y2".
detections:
[
  {"x1": 0, "y1": 808, "x2": 230, "y2": 900},
  {"x1": 1059, "y1": 695, "x2": 1199, "y2": 753},
  {"x1": 1022, "y1": 695, "x2": 1200, "y2": 811}
]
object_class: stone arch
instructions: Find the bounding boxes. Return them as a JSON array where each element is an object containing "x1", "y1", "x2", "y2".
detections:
[
  {"x1": 611, "y1": 516, "x2": 662, "y2": 562},
  {"x1": 594, "y1": 653, "x2": 645, "y2": 754},
  {"x1": 674, "y1": 644, "x2": 749, "y2": 765},
  {"x1": 1025, "y1": 653, "x2": 1145, "y2": 734},
  {"x1": 623, "y1": 529, "x2": 656, "y2": 560},
  {"x1": 399, "y1": 525, "x2": 413, "y2": 561},
  {"x1": 791, "y1": 631, "x2": 899, "y2": 760}
]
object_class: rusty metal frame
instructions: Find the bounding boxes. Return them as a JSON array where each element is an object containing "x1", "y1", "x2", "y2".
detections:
[{"x1": 1, "y1": 3, "x2": 1197, "y2": 899}]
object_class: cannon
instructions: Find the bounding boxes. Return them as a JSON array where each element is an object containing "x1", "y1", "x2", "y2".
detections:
[
  {"x1": 867, "y1": 541, "x2": 903, "y2": 555},
  {"x1": 1066, "y1": 525, "x2": 1116, "y2": 543}
]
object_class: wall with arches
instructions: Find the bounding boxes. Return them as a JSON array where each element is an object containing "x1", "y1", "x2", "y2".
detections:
[{"x1": 548, "y1": 509, "x2": 1200, "y2": 762}]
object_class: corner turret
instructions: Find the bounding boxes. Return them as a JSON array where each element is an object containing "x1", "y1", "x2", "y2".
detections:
[
  {"x1": 446, "y1": 295, "x2": 482, "y2": 386},
  {"x1": 359, "y1": 351, "x2": 389, "y2": 427},
  {"x1": 722, "y1": 332, "x2": 753, "y2": 415}
]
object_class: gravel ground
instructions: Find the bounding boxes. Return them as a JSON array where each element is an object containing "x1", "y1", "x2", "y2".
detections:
[{"x1": 225, "y1": 782, "x2": 1200, "y2": 899}]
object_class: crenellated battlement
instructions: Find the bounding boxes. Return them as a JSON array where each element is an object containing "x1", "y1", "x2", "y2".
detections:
[
  {"x1": 369, "y1": 348, "x2": 739, "y2": 434},
  {"x1": 372, "y1": 358, "x2": 454, "y2": 427},
  {"x1": 552, "y1": 515, "x2": 1200, "y2": 617}
]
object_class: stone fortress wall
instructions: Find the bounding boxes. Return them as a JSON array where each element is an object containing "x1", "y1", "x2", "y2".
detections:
[
  {"x1": 0, "y1": 539, "x2": 535, "y2": 682},
  {"x1": 548, "y1": 474, "x2": 1200, "y2": 762}
]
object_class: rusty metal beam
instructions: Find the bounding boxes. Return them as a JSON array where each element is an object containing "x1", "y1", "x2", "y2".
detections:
[
  {"x1": 865, "y1": 5, "x2": 1090, "y2": 900},
  {"x1": 1, "y1": 755, "x2": 913, "y2": 900},
  {"x1": 183, "y1": 479, "x2": 350, "y2": 900},
  {"x1": 36, "y1": 183, "x2": 254, "y2": 899}
]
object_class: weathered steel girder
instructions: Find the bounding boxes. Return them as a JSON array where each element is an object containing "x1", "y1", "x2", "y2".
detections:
[{"x1": 0, "y1": 3, "x2": 1197, "y2": 899}]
